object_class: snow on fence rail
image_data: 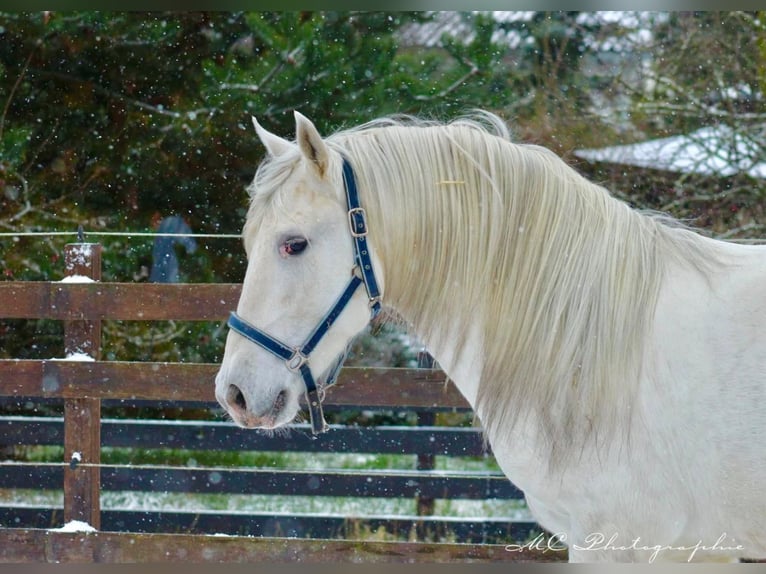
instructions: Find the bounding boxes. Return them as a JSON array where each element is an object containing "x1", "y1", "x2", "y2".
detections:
[{"x1": 0, "y1": 242, "x2": 556, "y2": 563}]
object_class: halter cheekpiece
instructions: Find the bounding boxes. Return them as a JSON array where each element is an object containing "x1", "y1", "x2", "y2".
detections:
[{"x1": 227, "y1": 157, "x2": 381, "y2": 434}]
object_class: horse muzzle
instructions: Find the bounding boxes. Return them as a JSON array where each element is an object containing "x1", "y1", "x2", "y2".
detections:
[{"x1": 218, "y1": 381, "x2": 295, "y2": 430}]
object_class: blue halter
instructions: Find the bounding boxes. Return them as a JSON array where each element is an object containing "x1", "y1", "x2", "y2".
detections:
[{"x1": 227, "y1": 158, "x2": 382, "y2": 434}]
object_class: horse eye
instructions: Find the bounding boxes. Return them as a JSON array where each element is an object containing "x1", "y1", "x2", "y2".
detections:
[{"x1": 281, "y1": 237, "x2": 308, "y2": 256}]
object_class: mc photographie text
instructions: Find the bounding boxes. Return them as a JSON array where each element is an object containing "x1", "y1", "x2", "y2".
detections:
[{"x1": 505, "y1": 531, "x2": 745, "y2": 562}]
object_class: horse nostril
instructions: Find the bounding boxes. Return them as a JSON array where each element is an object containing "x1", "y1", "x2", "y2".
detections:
[
  {"x1": 227, "y1": 384, "x2": 247, "y2": 411},
  {"x1": 273, "y1": 389, "x2": 287, "y2": 412}
]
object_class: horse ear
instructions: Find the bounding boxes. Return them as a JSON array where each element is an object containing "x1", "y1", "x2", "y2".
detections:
[
  {"x1": 294, "y1": 110, "x2": 329, "y2": 177},
  {"x1": 252, "y1": 116, "x2": 294, "y2": 157}
]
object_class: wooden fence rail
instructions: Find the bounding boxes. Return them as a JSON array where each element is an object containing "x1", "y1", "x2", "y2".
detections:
[
  {"x1": 0, "y1": 243, "x2": 555, "y2": 562},
  {"x1": 0, "y1": 361, "x2": 467, "y2": 407}
]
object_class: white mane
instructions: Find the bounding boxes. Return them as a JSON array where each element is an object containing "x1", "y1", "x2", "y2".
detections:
[{"x1": 248, "y1": 112, "x2": 721, "y2": 465}]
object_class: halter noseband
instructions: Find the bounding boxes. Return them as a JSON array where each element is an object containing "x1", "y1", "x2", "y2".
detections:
[{"x1": 227, "y1": 158, "x2": 381, "y2": 434}]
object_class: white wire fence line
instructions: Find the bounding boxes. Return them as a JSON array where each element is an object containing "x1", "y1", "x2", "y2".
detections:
[
  {"x1": 0, "y1": 230, "x2": 243, "y2": 239},
  {"x1": 0, "y1": 229, "x2": 763, "y2": 243}
]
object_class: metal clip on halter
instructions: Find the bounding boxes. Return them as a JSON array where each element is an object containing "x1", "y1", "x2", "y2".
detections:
[
  {"x1": 348, "y1": 207, "x2": 368, "y2": 238},
  {"x1": 305, "y1": 389, "x2": 328, "y2": 434}
]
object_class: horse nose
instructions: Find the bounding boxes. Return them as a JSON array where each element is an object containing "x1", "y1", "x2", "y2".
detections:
[
  {"x1": 226, "y1": 384, "x2": 248, "y2": 413},
  {"x1": 223, "y1": 384, "x2": 287, "y2": 428}
]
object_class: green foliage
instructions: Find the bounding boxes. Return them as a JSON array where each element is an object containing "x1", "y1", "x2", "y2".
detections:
[
  {"x1": 0, "y1": 10, "x2": 515, "y2": 365},
  {"x1": 2, "y1": 11, "x2": 764, "y2": 368},
  {"x1": 1, "y1": 127, "x2": 32, "y2": 167},
  {"x1": 0, "y1": 11, "x2": 500, "y2": 282}
]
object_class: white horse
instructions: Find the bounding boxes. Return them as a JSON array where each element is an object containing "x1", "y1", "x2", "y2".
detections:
[{"x1": 215, "y1": 110, "x2": 766, "y2": 562}]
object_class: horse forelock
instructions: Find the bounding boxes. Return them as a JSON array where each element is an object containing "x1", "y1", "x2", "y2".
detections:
[
  {"x1": 242, "y1": 147, "x2": 303, "y2": 254},
  {"x1": 243, "y1": 138, "x2": 355, "y2": 256},
  {"x1": 324, "y1": 112, "x2": 718, "y2": 466}
]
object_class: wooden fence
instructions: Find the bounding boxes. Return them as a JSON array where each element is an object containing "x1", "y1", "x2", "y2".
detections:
[{"x1": 0, "y1": 242, "x2": 559, "y2": 563}]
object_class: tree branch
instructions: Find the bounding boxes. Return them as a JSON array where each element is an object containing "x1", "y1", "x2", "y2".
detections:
[
  {"x1": 0, "y1": 42, "x2": 40, "y2": 143},
  {"x1": 8, "y1": 175, "x2": 32, "y2": 222},
  {"x1": 414, "y1": 58, "x2": 480, "y2": 102},
  {"x1": 220, "y1": 46, "x2": 302, "y2": 95},
  {"x1": 28, "y1": 68, "x2": 215, "y2": 122}
]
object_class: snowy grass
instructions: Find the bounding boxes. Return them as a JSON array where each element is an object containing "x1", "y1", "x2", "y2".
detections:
[
  {"x1": 2, "y1": 444, "x2": 531, "y2": 522},
  {"x1": 15, "y1": 444, "x2": 505, "y2": 473},
  {"x1": 0, "y1": 489, "x2": 530, "y2": 522}
]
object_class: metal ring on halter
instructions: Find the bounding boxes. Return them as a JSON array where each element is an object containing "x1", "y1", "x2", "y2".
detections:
[{"x1": 286, "y1": 351, "x2": 309, "y2": 372}]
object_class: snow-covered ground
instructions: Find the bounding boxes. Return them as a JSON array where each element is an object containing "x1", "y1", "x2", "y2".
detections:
[
  {"x1": 0, "y1": 489, "x2": 530, "y2": 524},
  {"x1": 0, "y1": 488, "x2": 531, "y2": 522},
  {"x1": 0, "y1": 449, "x2": 532, "y2": 524}
]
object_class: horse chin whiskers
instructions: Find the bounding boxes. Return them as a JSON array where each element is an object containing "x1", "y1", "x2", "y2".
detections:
[
  {"x1": 259, "y1": 424, "x2": 293, "y2": 439},
  {"x1": 217, "y1": 407, "x2": 237, "y2": 426}
]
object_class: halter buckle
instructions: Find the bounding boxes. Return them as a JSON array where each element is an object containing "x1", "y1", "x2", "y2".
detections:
[
  {"x1": 348, "y1": 207, "x2": 368, "y2": 238},
  {"x1": 286, "y1": 350, "x2": 309, "y2": 372}
]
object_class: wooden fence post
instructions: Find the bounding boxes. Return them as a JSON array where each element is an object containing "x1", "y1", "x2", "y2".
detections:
[
  {"x1": 62, "y1": 242, "x2": 102, "y2": 529},
  {"x1": 415, "y1": 351, "x2": 436, "y2": 538}
]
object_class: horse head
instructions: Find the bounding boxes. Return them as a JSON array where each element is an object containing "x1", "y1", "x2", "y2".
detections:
[{"x1": 215, "y1": 111, "x2": 383, "y2": 431}]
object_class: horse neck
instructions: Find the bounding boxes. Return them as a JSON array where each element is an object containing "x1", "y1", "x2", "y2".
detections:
[
  {"x1": 346, "y1": 127, "x2": 657, "y2": 345},
  {"x1": 343, "y1": 128, "x2": 684, "y2": 463}
]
